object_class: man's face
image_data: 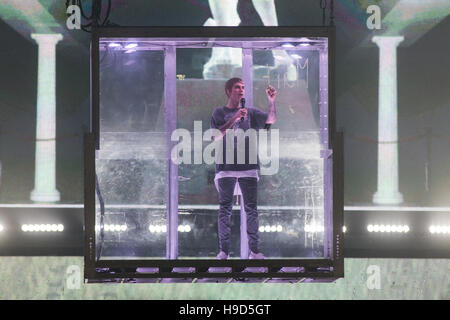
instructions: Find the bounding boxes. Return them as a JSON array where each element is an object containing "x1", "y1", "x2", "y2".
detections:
[{"x1": 228, "y1": 81, "x2": 245, "y2": 101}]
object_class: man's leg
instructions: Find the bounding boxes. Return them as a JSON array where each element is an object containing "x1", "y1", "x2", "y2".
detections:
[
  {"x1": 237, "y1": 177, "x2": 259, "y2": 254},
  {"x1": 217, "y1": 177, "x2": 237, "y2": 255}
]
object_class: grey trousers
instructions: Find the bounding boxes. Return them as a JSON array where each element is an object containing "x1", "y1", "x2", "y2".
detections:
[{"x1": 217, "y1": 177, "x2": 259, "y2": 255}]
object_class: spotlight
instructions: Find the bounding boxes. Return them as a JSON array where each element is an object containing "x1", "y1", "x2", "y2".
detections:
[
  {"x1": 342, "y1": 226, "x2": 347, "y2": 233},
  {"x1": 124, "y1": 49, "x2": 136, "y2": 54},
  {"x1": 270, "y1": 225, "x2": 277, "y2": 232},
  {"x1": 299, "y1": 43, "x2": 310, "y2": 47},
  {"x1": 259, "y1": 226, "x2": 265, "y2": 233},
  {"x1": 290, "y1": 54, "x2": 302, "y2": 59},
  {"x1": 124, "y1": 43, "x2": 138, "y2": 49},
  {"x1": 149, "y1": 225, "x2": 155, "y2": 233},
  {"x1": 21, "y1": 224, "x2": 64, "y2": 232},
  {"x1": 281, "y1": 43, "x2": 295, "y2": 48},
  {"x1": 177, "y1": 225, "x2": 191, "y2": 233},
  {"x1": 367, "y1": 224, "x2": 409, "y2": 233},
  {"x1": 108, "y1": 43, "x2": 121, "y2": 47},
  {"x1": 264, "y1": 225, "x2": 271, "y2": 233},
  {"x1": 276, "y1": 225, "x2": 283, "y2": 232},
  {"x1": 429, "y1": 225, "x2": 450, "y2": 234}
]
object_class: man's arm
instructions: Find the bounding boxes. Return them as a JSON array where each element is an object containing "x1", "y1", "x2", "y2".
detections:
[
  {"x1": 265, "y1": 101, "x2": 276, "y2": 124},
  {"x1": 213, "y1": 108, "x2": 247, "y2": 141},
  {"x1": 265, "y1": 85, "x2": 277, "y2": 124}
]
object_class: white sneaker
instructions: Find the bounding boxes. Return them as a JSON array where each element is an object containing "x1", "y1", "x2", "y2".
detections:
[
  {"x1": 216, "y1": 251, "x2": 229, "y2": 260},
  {"x1": 249, "y1": 251, "x2": 265, "y2": 259}
]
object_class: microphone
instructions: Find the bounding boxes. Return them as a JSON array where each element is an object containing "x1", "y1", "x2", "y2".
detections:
[{"x1": 240, "y1": 97, "x2": 245, "y2": 121}]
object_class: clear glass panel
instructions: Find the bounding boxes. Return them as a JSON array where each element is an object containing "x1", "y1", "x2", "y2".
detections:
[
  {"x1": 176, "y1": 48, "x2": 243, "y2": 258},
  {"x1": 174, "y1": 44, "x2": 326, "y2": 259},
  {"x1": 94, "y1": 37, "x2": 329, "y2": 261},
  {"x1": 95, "y1": 40, "x2": 166, "y2": 259},
  {"x1": 253, "y1": 48, "x2": 324, "y2": 258}
]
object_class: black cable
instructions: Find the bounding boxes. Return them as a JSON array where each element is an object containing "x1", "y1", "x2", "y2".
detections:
[
  {"x1": 77, "y1": 0, "x2": 93, "y2": 20},
  {"x1": 95, "y1": 173, "x2": 105, "y2": 261},
  {"x1": 320, "y1": 0, "x2": 327, "y2": 26},
  {"x1": 102, "y1": 0, "x2": 112, "y2": 26},
  {"x1": 81, "y1": 25, "x2": 92, "y2": 33},
  {"x1": 330, "y1": 0, "x2": 335, "y2": 26}
]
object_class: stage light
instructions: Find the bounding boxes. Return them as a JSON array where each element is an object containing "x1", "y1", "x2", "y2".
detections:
[
  {"x1": 342, "y1": 226, "x2": 347, "y2": 233},
  {"x1": 100, "y1": 224, "x2": 126, "y2": 232},
  {"x1": 276, "y1": 225, "x2": 283, "y2": 232},
  {"x1": 108, "y1": 43, "x2": 121, "y2": 47},
  {"x1": 367, "y1": 224, "x2": 409, "y2": 233},
  {"x1": 290, "y1": 54, "x2": 302, "y2": 59},
  {"x1": 264, "y1": 225, "x2": 271, "y2": 232},
  {"x1": 0, "y1": 224, "x2": 4, "y2": 232},
  {"x1": 125, "y1": 43, "x2": 138, "y2": 49},
  {"x1": 429, "y1": 225, "x2": 450, "y2": 234},
  {"x1": 270, "y1": 225, "x2": 277, "y2": 232},
  {"x1": 124, "y1": 49, "x2": 136, "y2": 54},
  {"x1": 177, "y1": 225, "x2": 191, "y2": 233},
  {"x1": 281, "y1": 43, "x2": 295, "y2": 48},
  {"x1": 21, "y1": 224, "x2": 64, "y2": 232},
  {"x1": 300, "y1": 43, "x2": 310, "y2": 47},
  {"x1": 149, "y1": 225, "x2": 155, "y2": 233},
  {"x1": 259, "y1": 226, "x2": 265, "y2": 233}
]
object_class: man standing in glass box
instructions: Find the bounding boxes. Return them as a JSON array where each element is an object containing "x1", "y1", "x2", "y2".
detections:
[{"x1": 210, "y1": 77, "x2": 277, "y2": 259}]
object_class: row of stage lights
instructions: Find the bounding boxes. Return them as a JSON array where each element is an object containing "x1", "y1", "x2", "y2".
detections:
[
  {"x1": 108, "y1": 42, "x2": 138, "y2": 54},
  {"x1": 94, "y1": 224, "x2": 192, "y2": 233},
  {"x1": 106, "y1": 41, "x2": 310, "y2": 57},
  {"x1": 0, "y1": 223, "x2": 449, "y2": 235},
  {"x1": 367, "y1": 224, "x2": 410, "y2": 233},
  {"x1": 21, "y1": 224, "x2": 64, "y2": 232},
  {"x1": 149, "y1": 224, "x2": 192, "y2": 233}
]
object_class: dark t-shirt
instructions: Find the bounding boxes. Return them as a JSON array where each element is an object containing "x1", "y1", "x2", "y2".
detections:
[{"x1": 210, "y1": 106, "x2": 268, "y2": 173}]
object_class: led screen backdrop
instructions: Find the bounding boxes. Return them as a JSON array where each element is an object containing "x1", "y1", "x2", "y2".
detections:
[{"x1": 0, "y1": 0, "x2": 448, "y2": 208}]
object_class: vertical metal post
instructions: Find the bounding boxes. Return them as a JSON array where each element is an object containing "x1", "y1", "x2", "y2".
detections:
[
  {"x1": 242, "y1": 46, "x2": 253, "y2": 108},
  {"x1": 240, "y1": 46, "x2": 253, "y2": 259},
  {"x1": 164, "y1": 45, "x2": 178, "y2": 260},
  {"x1": 319, "y1": 44, "x2": 332, "y2": 259}
]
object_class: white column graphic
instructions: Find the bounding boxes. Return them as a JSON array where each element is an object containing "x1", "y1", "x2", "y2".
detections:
[
  {"x1": 372, "y1": 36, "x2": 404, "y2": 205},
  {"x1": 30, "y1": 33, "x2": 63, "y2": 202}
]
